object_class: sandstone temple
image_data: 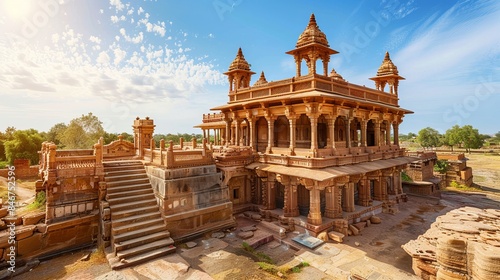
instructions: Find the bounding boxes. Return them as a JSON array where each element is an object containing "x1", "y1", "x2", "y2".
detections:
[{"x1": 1, "y1": 14, "x2": 432, "y2": 275}]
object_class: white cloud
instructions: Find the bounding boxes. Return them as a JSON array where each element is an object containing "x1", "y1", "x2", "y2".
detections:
[
  {"x1": 89, "y1": 35, "x2": 101, "y2": 44},
  {"x1": 113, "y1": 47, "x2": 126, "y2": 65},
  {"x1": 109, "y1": 0, "x2": 124, "y2": 11},
  {"x1": 96, "y1": 51, "x2": 111, "y2": 65},
  {"x1": 138, "y1": 7, "x2": 144, "y2": 15}
]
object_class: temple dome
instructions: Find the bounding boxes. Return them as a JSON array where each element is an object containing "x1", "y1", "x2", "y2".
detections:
[
  {"x1": 329, "y1": 68, "x2": 345, "y2": 81},
  {"x1": 228, "y1": 48, "x2": 251, "y2": 71},
  {"x1": 376, "y1": 52, "x2": 399, "y2": 76},
  {"x1": 296, "y1": 14, "x2": 330, "y2": 48}
]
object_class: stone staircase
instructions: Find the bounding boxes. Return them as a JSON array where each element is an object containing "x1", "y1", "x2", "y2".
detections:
[{"x1": 103, "y1": 160, "x2": 175, "y2": 269}]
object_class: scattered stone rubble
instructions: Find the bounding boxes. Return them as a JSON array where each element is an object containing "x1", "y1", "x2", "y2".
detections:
[{"x1": 403, "y1": 207, "x2": 500, "y2": 280}]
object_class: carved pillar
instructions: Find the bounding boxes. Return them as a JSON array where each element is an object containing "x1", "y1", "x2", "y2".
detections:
[
  {"x1": 385, "y1": 121, "x2": 391, "y2": 145},
  {"x1": 326, "y1": 116, "x2": 335, "y2": 149},
  {"x1": 373, "y1": 177, "x2": 383, "y2": 201},
  {"x1": 360, "y1": 120, "x2": 367, "y2": 147},
  {"x1": 265, "y1": 173, "x2": 276, "y2": 210},
  {"x1": 345, "y1": 117, "x2": 351, "y2": 148},
  {"x1": 295, "y1": 55, "x2": 301, "y2": 77},
  {"x1": 287, "y1": 113, "x2": 297, "y2": 155},
  {"x1": 342, "y1": 182, "x2": 356, "y2": 212},
  {"x1": 303, "y1": 179, "x2": 322, "y2": 225},
  {"x1": 324, "y1": 184, "x2": 343, "y2": 219},
  {"x1": 265, "y1": 114, "x2": 275, "y2": 154},
  {"x1": 393, "y1": 122, "x2": 399, "y2": 145},
  {"x1": 358, "y1": 178, "x2": 371, "y2": 207},
  {"x1": 224, "y1": 118, "x2": 231, "y2": 146},
  {"x1": 308, "y1": 114, "x2": 318, "y2": 156},
  {"x1": 248, "y1": 117, "x2": 255, "y2": 151},
  {"x1": 235, "y1": 118, "x2": 241, "y2": 146},
  {"x1": 278, "y1": 175, "x2": 299, "y2": 217},
  {"x1": 374, "y1": 120, "x2": 381, "y2": 147}
]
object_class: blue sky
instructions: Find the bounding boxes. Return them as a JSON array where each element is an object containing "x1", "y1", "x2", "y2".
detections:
[{"x1": 0, "y1": 0, "x2": 498, "y2": 136}]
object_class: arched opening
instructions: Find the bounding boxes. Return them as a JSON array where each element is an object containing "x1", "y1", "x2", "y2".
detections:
[
  {"x1": 274, "y1": 116, "x2": 290, "y2": 148},
  {"x1": 297, "y1": 184, "x2": 310, "y2": 216},
  {"x1": 334, "y1": 116, "x2": 345, "y2": 147},
  {"x1": 275, "y1": 181, "x2": 285, "y2": 209},
  {"x1": 317, "y1": 115, "x2": 328, "y2": 148},
  {"x1": 367, "y1": 120, "x2": 376, "y2": 146},
  {"x1": 256, "y1": 117, "x2": 268, "y2": 153},
  {"x1": 296, "y1": 114, "x2": 311, "y2": 148}
]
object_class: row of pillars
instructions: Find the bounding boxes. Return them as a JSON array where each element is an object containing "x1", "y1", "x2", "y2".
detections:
[
  {"x1": 260, "y1": 174, "x2": 400, "y2": 226},
  {"x1": 224, "y1": 114, "x2": 400, "y2": 153}
]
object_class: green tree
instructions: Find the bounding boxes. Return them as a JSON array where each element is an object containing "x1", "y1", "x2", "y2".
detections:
[
  {"x1": 4, "y1": 129, "x2": 44, "y2": 165},
  {"x1": 44, "y1": 122, "x2": 68, "y2": 148},
  {"x1": 461, "y1": 125, "x2": 483, "y2": 153},
  {"x1": 57, "y1": 113, "x2": 105, "y2": 149},
  {"x1": 0, "y1": 127, "x2": 16, "y2": 161},
  {"x1": 417, "y1": 127, "x2": 441, "y2": 150},
  {"x1": 443, "y1": 125, "x2": 462, "y2": 151}
]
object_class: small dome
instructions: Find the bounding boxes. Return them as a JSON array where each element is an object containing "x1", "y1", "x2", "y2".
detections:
[
  {"x1": 377, "y1": 52, "x2": 399, "y2": 76},
  {"x1": 253, "y1": 71, "x2": 268, "y2": 86},
  {"x1": 228, "y1": 48, "x2": 251, "y2": 71},
  {"x1": 329, "y1": 68, "x2": 345, "y2": 81},
  {"x1": 296, "y1": 14, "x2": 330, "y2": 48}
]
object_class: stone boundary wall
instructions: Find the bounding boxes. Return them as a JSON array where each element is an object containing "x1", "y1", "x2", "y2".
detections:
[{"x1": 0, "y1": 159, "x2": 38, "y2": 179}]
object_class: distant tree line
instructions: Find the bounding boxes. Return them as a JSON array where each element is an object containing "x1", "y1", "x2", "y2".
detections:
[
  {"x1": 410, "y1": 125, "x2": 493, "y2": 153},
  {"x1": 0, "y1": 113, "x2": 202, "y2": 167}
]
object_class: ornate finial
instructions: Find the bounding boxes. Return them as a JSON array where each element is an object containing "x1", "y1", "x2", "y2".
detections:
[
  {"x1": 377, "y1": 51, "x2": 399, "y2": 76},
  {"x1": 253, "y1": 71, "x2": 268, "y2": 86},
  {"x1": 296, "y1": 13, "x2": 329, "y2": 48},
  {"x1": 309, "y1": 13, "x2": 317, "y2": 26},
  {"x1": 228, "y1": 48, "x2": 251, "y2": 71}
]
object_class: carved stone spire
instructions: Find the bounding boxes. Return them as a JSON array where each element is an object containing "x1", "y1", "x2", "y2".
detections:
[
  {"x1": 228, "y1": 47, "x2": 251, "y2": 71},
  {"x1": 329, "y1": 68, "x2": 345, "y2": 81},
  {"x1": 253, "y1": 71, "x2": 268, "y2": 86},
  {"x1": 296, "y1": 13, "x2": 330, "y2": 48},
  {"x1": 376, "y1": 52, "x2": 399, "y2": 76}
]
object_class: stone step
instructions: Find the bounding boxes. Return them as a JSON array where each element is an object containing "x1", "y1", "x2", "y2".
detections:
[
  {"x1": 110, "y1": 246, "x2": 176, "y2": 270},
  {"x1": 104, "y1": 165, "x2": 145, "y2": 172},
  {"x1": 106, "y1": 178, "x2": 151, "y2": 189},
  {"x1": 113, "y1": 224, "x2": 166, "y2": 243},
  {"x1": 114, "y1": 231, "x2": 171, "y2": 252},
  {"x1": 111, "y1": 199, "x2": 158, "y2": 213},
  {"x1": 112, "y1": 216, "x2": 164, "y2": 235},
  {"x1": 103, "y1": 162, "x2": 144, "y2": 169},
  {"x1": 112, "y1": 211, "x2": 162, "y2": 228},
  {"x1": 116, "y1": 238, "x2": 174, "y2": 260},
  {"x1": 106, "y1": 188, "x2": 153, "y2": 200},
  {"x1": 105, "y1": 169, "x2": 146, "y2": 177},
  {"x1": 105, "y1": 173, "x2": 149, "y2": 183},
  {"x1": 111, "y1": 205, "x2": 159, "y2": 220},
  {"x1": 108, "y1": 193, "x2": 155, "y2": 206}
]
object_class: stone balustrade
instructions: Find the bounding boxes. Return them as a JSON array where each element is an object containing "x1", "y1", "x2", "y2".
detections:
[{"x1": 228, "y1": 73, "x2": 398, "y2": 106}]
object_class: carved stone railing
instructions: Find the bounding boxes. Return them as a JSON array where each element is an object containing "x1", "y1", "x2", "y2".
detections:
[
  {"x1": 228, "y1": 74, "x2": 398, "y2": 106},
  {"x1": 144, "y1": 138, "x2": 214, "y2": 169},
  {"x1": 102, "y1": 135, "x2": 136, "y2": 159},
  {"x1": 256, "y1": 146, "x2": 407, "y2": 169}
]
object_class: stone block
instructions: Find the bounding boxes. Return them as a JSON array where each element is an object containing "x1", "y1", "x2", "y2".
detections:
[
  {"x1": 238, "y1": 231, "x2": 254, "y2": 239},
  {"x1": 2, "y1": 216, "x2": 23, "y2": 226},
  {"x1": 353, "y1": 222, "x2": 366, "y2": 231},
  {"x1": 317, "y1": 231, "x2": 329, "y2": 242},
  {"x1": 15, "y1": 225, "x2": 36, "y2": 240},
  {"x1": 370, "y1": 216, "x2": 382, "y2": 224},
  {"x1": 22, "y1": 212, "x2": 46, "y2": 226},
  {"x1": 36, "y1": 223, "x2": 47, "y2": 234},
  {"x1": 251, "y1": 214, "x2": 262, "y2": 221},
  {"x1": 349, "y1": 224, "x2": 359, "y2": 236},
  {"x1": 240, "y1": 225, "x2": 257, "y2": 232},
  {"x1": 17, "y1": 232, "x2": 43, "y2": 257},
  {"x1": 185, "y1": 241, "x2": 197, "y2": 248},
  {"x1": 54, "y1": 207, "x2": 64, "y2": 218},
  {"x1": 328, "y1": 231, "x2": 345, "y2": 243},
  {"x1": 0, "y1": 208, "x2": 8, "y2": 219}
]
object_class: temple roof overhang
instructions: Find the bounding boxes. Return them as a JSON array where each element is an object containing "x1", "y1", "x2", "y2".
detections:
[
  {"x1": 211, "y1": 90, "x2": 413, "y2": 114},
  {"x1": 193, "y1": 120, "x2": 226, "y2": 129},
  {"x1": 246, "y1": 156, "x2": 418, "y2": 182}
]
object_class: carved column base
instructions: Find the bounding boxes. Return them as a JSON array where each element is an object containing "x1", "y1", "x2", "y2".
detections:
[
  {"x1": 284, "y1": 208, "x2": 299, "y2": 217},
  {"x1": 307, "y1": 214, "x2": 322, "y2": 226}
]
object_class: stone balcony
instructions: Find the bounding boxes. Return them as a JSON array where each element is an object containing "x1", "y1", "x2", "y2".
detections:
[{"x1": 214, "y1": 144, "x2": 406, "y2": 169}]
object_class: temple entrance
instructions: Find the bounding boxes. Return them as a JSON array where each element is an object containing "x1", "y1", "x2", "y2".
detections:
[
  {"x1": 275, "y1": 181, "x2": 285, "y2": 209},
  {"x1": 256, "y1": 117, "x2": 267, "y2": 153},
  {"x1": 297, "y1": 184, "x2": 310, "y2": 216}
]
